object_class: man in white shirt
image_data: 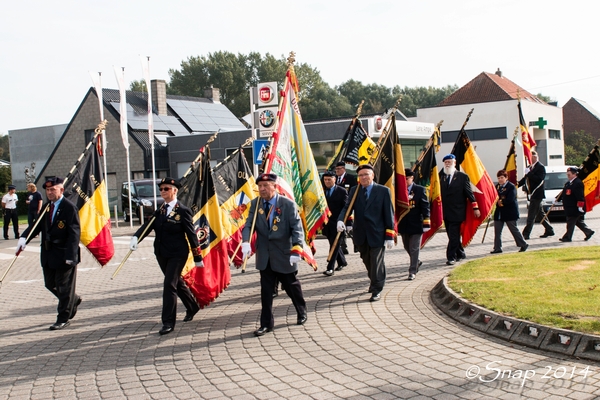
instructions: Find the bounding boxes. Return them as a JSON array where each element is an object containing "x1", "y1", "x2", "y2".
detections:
[{"x1": 2, "y1": 184, "x2": 19, "y2": 240}]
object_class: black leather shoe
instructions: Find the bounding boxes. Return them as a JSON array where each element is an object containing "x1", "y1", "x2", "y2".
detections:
[
  {"x1": 408, "y1": 273, "x2": 416, "y2": 281},
  {"x1": 446, "y1": 260, "x2": 455, "y2": 266},
  {"x1": 523, "y1": 235, "x2": 530, "y2": 240},
  {"x1": 519, "y1": 244, "x2": 529, "y2": 252},
  {"x1": 585, "y1": 231, "x2": 595, "y2": 241},
  {"x1": 559, "y1": 237, "x2": 572, "y2": 242},
  {"x1": 183, "y1": 309, "x2": 198, "y2": 322},
  {"x1": 254, "y1": 327, "x2": 273, "y2": 336},
  {"x1": 297, "y1": 314, "x2": 307, "y2": 325},
  {"x1": 323, "y1": 269, "x2": 334, "y2": 276},
  {"x1": 540, "y1": 232, "x2": 555, "y2": 238},
  {"x1": 272, "y1": 291, "x2": 278, "y2": 298},
  {"x1": 69, "y1": 296, "x2": 82, "y2": 319},
  {"x1": 418, "y1": 261, "x2": 423, "y2": 271},
  {"x1": 490, "y1": 249, "x2": 502, "y2": 254},
  {"x1": 335, "y1": 264, "x2": 346, "y2": 271},
  {"x1": 370, "y1": 293, "x2": 381, "y2": 302},
  {"x1": 49, "y1": 321, "x2": 70, "y2": 330},
  {"x1": 159, "y1": 325, "x2": 173, "y2": 335}
]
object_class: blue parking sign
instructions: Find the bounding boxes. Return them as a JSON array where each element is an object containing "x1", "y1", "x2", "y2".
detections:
[{"x1": 253, "y1": 139, "x2": 269, "y2": 165}]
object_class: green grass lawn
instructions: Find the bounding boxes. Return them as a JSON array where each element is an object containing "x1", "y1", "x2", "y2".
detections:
[{"x1": 447, "y1": 247, "x2": 600, "y2": 335}]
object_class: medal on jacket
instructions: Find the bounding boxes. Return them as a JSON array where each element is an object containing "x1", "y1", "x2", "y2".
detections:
[
  {"x1": 566, "y1": 189, "x2": 571, "y2": 195},
  {"x1": 272, "y1": 225, "x2": 278, "y2": 231},
  {"x1": 58, "y1": 221, "x2": 65, "y2": 229},
  {"x1": 258, "y1": 208, "x2": 264, "y2": 214}
]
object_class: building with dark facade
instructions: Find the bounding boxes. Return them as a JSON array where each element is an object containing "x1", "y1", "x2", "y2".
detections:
[{"x1": 562, "y1": 97, "x2": 600, "y2": 139}]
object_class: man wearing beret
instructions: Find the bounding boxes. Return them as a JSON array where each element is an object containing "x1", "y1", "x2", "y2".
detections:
[
  {"x1": 16, "y1": 177, "x2": 82, "y2": 330},
  {"x1": 241, "y1": 173, "x2": 308, "y2": 336},
  {"x1": 337, "y1": 164, "x2": 394, "y2": 301},
  {"x1": 398, "y1": 169, "x2": 430, "y2": 280},
  {"x1": 556, "y1": 167, "x2": 594, "y2": 242},
  {"x1": 440, "y1": 154, "x2": 481, "y2": 265},
  {"x1": 321, "y1": 171, "x2": 348, "y2": 276},
  {"x1": 130, "y1": 177, "x2": 204, "y2": 335},
  {"x1": 2, "y1": 184, "x2": 19, "y2": 240}
]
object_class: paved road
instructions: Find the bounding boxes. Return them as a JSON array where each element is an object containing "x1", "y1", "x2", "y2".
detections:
[{"x1": 1, "y1": 207, "x2": 599, "y2": 399}]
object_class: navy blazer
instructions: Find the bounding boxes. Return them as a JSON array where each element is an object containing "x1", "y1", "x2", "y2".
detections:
[
  {"x1": 398, "y1": 184, "x2": 430, "y2": 235},
  {"x1": 322, "y1": 185, "x2": 348, "y2": 237},
  {"x1": 517, "y1": 162, "x2": 546, "y2": 200},
  {"x1": 440, "y1": 170, "x2": 476, "y2": 222},
  {"x1": 336, "y1": 173, "x2": 357, "y2": 189},
  {"x1": 242, "y1": 195, "x2": 304, "y2": 274},
  {"x1": 22, "y1": 197, "x2": 81, "y2": 269},
  {"x1": 557, "y1": 178, "x2": 585, "y2": 217},
  {"x1": 493, "y1": 182, "x2": 519, "y2": 221},
  {"x1": 339, "y1": 183, "x2": 394, "y2": 248}
]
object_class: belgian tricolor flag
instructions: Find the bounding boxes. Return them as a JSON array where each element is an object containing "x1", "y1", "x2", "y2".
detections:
[
  {"x1": 577, "y1": 144, "x2": 600, "y2": 212},
  {"x1": 504, "y1": 137, "x2": 518, "y2": 185},
  {"x1": 212, "y1": 148, "x2": 258, "y2": 267},
  {"x1": 518, "y1": 99, "x2": 536, "y2": 166},
  {"x1": 63, "y1": 135, "x2": 114, "y2": 266},
  {"x1": 178, "y1": 149, "x2": 230, "y2": 308}
]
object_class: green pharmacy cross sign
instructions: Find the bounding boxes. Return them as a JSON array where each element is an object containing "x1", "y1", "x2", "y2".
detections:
[{"x1": 529, "y1": 117, "x2": 548, "y2": 129}]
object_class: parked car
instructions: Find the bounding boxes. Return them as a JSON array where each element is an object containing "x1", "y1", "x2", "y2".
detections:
[
  {"x1": 121, "y1": 179, "x2": 164, "y2": 222},
  {"x1": 535, "y1": 166, "x2": 574, "y2": 222}
]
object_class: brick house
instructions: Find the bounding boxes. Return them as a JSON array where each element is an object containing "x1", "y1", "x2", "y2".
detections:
[{"x1": 562, "y1": 97, "x2": 600, "y2": 139}]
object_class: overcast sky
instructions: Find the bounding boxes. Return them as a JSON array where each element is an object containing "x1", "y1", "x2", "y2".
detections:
[{"x1": 2, "y1": 0, "x2": 599, "y2": 137}]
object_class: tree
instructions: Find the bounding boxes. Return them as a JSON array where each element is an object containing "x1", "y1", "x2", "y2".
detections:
[
  {"x1": 130, "y1": 80, "x2": 147, "y2": 93},
  {"x1": 564, "y1": 130, "x2": 596, "y2": 166},
  {"x1": 0, "y1": 166, "x2": 11, "y2": 191},
  {"x1": 536, "y1": 93, "x2": 553, "y2": 103},
  {"x1": 396, "y1": 85, "x2": 458, "y2": 117},
  {"x1": 0, "y1": 134, "x2": 9, "y2": 161}
]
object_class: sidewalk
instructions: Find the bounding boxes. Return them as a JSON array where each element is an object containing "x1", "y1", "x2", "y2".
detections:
[{"x1": 0, "y1": 207, "x2": 599, "y2": 399}]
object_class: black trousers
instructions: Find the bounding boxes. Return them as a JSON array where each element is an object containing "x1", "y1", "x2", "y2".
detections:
[
  {"x1": 325, "y1": 230, "x2": 346, "y2": 271},
  {"x1": 356, "y1": 243, "x2": 386, "y2": 294},
  {"x1": 259, "y1": 262, "x2": 306, "y2": 329},
  {"x1": 43, "y1": 266, "x2": 78, "y2": 323},
  {"x1": 445, "y1": 220, "x2": 465, "y2": 261},
  {"x1": 156, "y1": 255, "x2": 199, "y2": 328},
  {"x1": 3, "y1": 209, "x2": 18, "y2": 239},
  {"x1": 522, "y1": 199, "x2": 553, "y2": 238},
  {"x1": 564, "y1": 214, "x2": 593, "y2": 240}
]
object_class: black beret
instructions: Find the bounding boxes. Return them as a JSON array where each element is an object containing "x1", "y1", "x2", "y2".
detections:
[
  {"x1": 335, "y1": 161, "x2": 346, "y2": 167},
  {"x1": 404, "y1": 168, "x2": 414, "y2": 177},
  {"x1": 257, "y1": 173, "x2": 278, "y2": 182},
  {"x1": 158, "y1": 177, "x2": 182, "y2": 189},
  {"x1": 356, "y1": 164, "x2": 374, "y2": 173},
  {"x1": 567, "y1": 167, "x2": 579, "y2": 175},
  {"x1": 43, "y1": 176, "x2": 64, "y2": 189},
  {"x1": 322, "y1": 171, "x2": 336, "y2": 177}
]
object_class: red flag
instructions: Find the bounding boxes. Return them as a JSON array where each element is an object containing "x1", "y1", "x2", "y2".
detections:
[{"x1": 518, "y1": 99, "x2": 536, "y2": 165}]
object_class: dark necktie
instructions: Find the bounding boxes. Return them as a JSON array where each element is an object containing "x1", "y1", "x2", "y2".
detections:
[
  {"x1": 49, "y1": 203, "x2": 54, "y2": 223},
  {"x1": 447, "y1": 174, "x2": 452, "y2": 185},
  {"x1": 364, "y1": 188, "x2": 369, "y2": 201},
  {"x1": 264, "y1": 202, "x2": 271, "y2": 227}
]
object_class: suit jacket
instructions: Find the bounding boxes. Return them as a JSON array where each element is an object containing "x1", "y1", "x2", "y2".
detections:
[
  {"x1": 22, "y1": 197, "x2": 81, "y2": 269},
  {"x1": 440, "y1": 170, "x2": 476, "y2": 222},
  {"x1": 493, "y1": 182, "x2": 519, "y2": 221},
  {"x1": 557, "y1": 178, "x2": 585, "y2": 217},
  {"x1": 517, "y1": 162, "x2": 546, "y2": 200},
  {"x1": 135, "y1": 201, "x2": 201, "y2": 260},
  {"x1": 322, "y1": 185, "x2": 348, "y2": 237},
  {"x1": 242, "y1": 195, "x2": 304, "y2": 274},
  {"x1": 398, "y1": 184, "x2": 430, "y2": 235},
  {"x1": 336, "y1": 173, "x2": 357, "y2": 189},
  {"x1": 339, "y1": 183, "x2": 394, "y2": 248}
]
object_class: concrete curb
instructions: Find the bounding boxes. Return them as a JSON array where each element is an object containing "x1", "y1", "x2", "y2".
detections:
[{"x1": 431, "y1": 276, "x2": 600, "y2": 362}]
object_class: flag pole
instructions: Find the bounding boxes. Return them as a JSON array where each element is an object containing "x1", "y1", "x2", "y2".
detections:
[
  {"x1": 2, "y1": 123, "x2": 106, "y2": 288},
  {"x1": 142, "y1": 56, "x2": 158, "y2": 210},
  {"x1": 111, "y1": 214, "x2": 158, "y2": 279},
  {"x1": 240, "y1": 198, "x2": 261, "y2": 273}
]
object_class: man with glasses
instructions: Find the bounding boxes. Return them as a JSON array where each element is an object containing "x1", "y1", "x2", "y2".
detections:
[
  {"x1": 130, "y1": 177, "x2": 203, "y2": 335},
  {"x1": 337, "y1": 164, "x2": 394, "y2": 302}
]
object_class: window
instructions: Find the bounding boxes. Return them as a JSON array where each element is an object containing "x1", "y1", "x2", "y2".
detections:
[
  {"x1": 441, "y1": 127, "x2": 507, "y2": 143},
  {"x1": 84, "y1": 129, "x2": 95, "y2": 145},
  {"x1": 549, "y1": 129, "x2": 561, "y2": 139},
  {"x1": 549, "y1": 155, "x2": 563, "y2": 159}
]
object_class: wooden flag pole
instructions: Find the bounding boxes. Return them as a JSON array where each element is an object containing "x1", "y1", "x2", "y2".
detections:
[
  {"x1": 112, "y1": 213, "x2": 158, "y2": 279},
  {"x1": 241, "y1": 198, "x2": 261, "y2": 273}
]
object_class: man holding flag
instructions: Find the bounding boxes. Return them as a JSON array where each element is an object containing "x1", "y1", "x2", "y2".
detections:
[
  {"x1": 517, "y1": 151, "x2": 554, "y2": 239},
  {"x1": 17, "y1": 177, "x2": 82, "y2": 331},
  {"x1": 440, "y1": 154, "x2": 480, "y2": 265}
]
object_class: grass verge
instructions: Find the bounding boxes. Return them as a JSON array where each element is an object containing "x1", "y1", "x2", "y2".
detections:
[{"x1": 447, "y1": 246, "x2": 600, "y2": 335}]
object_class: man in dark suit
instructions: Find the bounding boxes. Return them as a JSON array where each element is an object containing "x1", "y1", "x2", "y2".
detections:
[
  {"x1": 556, "y1": 167, "x2": 594, "y2": 242},
  {"x1": 491, "y1": 169, "x2": 528, "y2": 253},
  {"x1": 337, "y1": 164, "x2": 394, "y2": 302},
  {"x1": 439, "y1": 154, "x2": 481, "y2": 265},
  {"x1": 17, "y1": 176, "x2": 82, "y2": 331},
  {"x1": 334, "y1": 161, "x2": 357, "y2": 255},
  {"x1": 398, "y1": 169, "x2": 430, "y2": 281},
  {"x1": 241, "y1": 173, "x2": 307, "y2": 337},
  {"x1": 517, "y1": 151, "x2": 554, "y2": 239},
  {"x1": 321, "y1": 171, "x2": 348, "y2": 276},
  {"x1": 130, "y1": 177, "x2": 203, "y2": 335}
]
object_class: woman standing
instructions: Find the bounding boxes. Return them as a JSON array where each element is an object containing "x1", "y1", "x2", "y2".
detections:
[{"x1": 491, "y1": 170, "x2": 529, "y2": 254}]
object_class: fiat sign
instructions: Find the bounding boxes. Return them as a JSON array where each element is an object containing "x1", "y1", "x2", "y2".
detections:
[{"x1": 257, "y1": 81, "x2": 278, "y2": 107}]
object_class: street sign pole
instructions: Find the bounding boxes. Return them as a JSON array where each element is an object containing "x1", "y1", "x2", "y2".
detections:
[{"x1": 249, "y1": 87, "x2": 259, "y2": 177}]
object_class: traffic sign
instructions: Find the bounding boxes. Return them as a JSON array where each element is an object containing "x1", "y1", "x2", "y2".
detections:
[{"x1": 253, "y1": 139, "x2": 270, "y2": 165}]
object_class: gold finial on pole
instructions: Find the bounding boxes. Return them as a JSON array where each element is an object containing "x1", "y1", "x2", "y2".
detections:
[
  {"x1": 393, "y1": 96, "x2": 402, "y2": 111},
  {"x1": 287, "y1": 51, "x2": 296, "y2": 67},
  {"x1": 435, "y1": 120, "x2": 444, "y2": 129},
  {"x1": 356, "y1": 100, "x2": 365, "y2": 118},
  {"x1": 206, "y1": 130, "x2": 220, "y2": 145},
  {"x1": 513, "y1": 126, "x2": 519, "y2": 140},
  {"x1": 94, "y1": 119, "x2": 108, "y2": 136},
  {"x1": 242, "y1": 137, "x2": 253, "y2": 147}
]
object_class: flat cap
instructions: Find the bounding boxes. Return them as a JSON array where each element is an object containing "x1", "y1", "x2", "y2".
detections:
[
  {"x1": 158, "y1": 177, "x2": 182, "y2": 189},
  {"x1": 7, "y1": 184, "x2": 16, "y2": 190},
  {"x1": 43, "y1": 176, "x2": 64, "y2": 189}
]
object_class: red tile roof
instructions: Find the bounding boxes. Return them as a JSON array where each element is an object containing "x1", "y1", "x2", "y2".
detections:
[{"x1": 437, "y1": 71, "x2": 545, "y2": 107}]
